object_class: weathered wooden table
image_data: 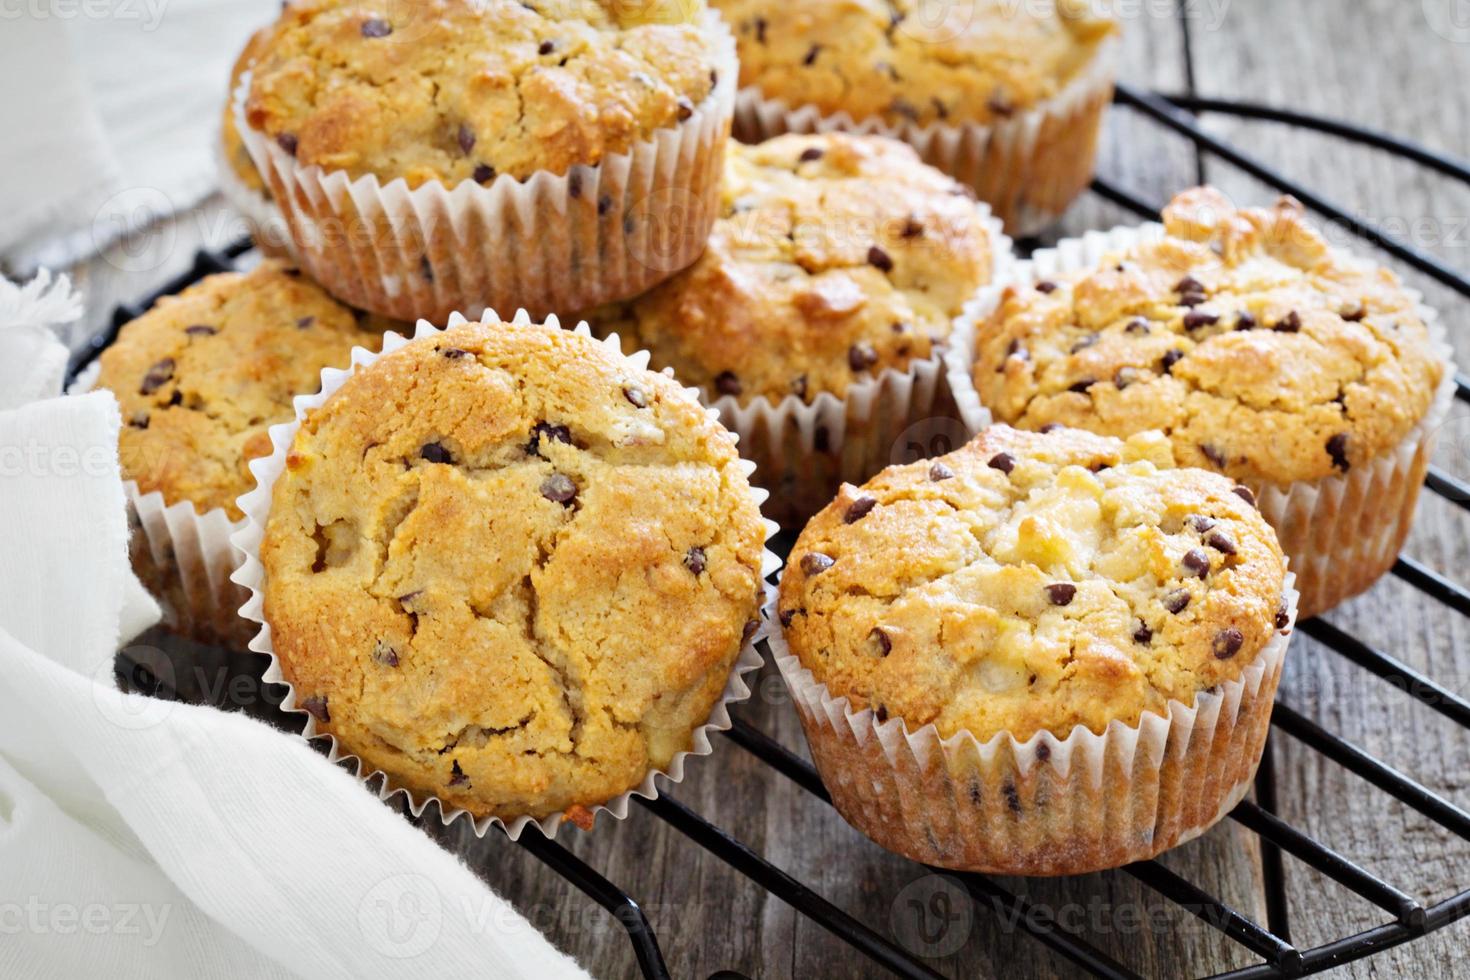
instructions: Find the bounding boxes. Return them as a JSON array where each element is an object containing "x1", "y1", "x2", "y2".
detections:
[{"x1": 37, "y1": 1, "x2": 1470, "y2": 976}]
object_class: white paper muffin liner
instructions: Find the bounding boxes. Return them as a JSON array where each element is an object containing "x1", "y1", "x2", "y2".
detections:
[
  {"x1": 228, "y1": 312, "x2": 782, "y2": 840},
  {"x1": 709, "y1": 204, "x2": 1011, "y2": 528},
  {"x1": 215, "y1": 139, "x2": 293, "y2": 260},
  {"x1": 70, "y1": 363, "x2": 254, "y2": 649},
  {"x1": 770, "y1": 574, "x2": 1299, "y2": 875},
  {"x1": 233, "y1": 11, "x2": 738, "y2": 323},
  {"x1": 943, "y1": 223, "x2": 1461, "y2": 619},
  {"x1": 733, "y1": 37, "x2": 1117, "y2": 237}
]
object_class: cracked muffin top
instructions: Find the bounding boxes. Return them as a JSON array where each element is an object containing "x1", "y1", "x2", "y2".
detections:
[
  {"x1": 97, "y1": 261, "x2": 397, "y2": 520},
  {"x1": 243, "y1": 0, "x2": 721, "y2": 186},
  {"x1": 715, "y1": 0, "x2": 1115, "y2": 127},
  {"x1": 594, "y1": 133, "x2": 998, "y2": 403},
  {"x1": 259, "y1": 321, "x2": 767, "y2": 823},
  {"x1": 778, "y1": 425, "x2": 1290, "y2": 743},
  {"x1": 970, "y1": 188, "x2": 1448, "y2": 485}
]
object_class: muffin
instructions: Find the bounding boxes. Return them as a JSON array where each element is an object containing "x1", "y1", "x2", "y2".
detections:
[
  {"x1": 244, "y1": 319, "x2": 769, "y2": 830},
  {"x1": 774, "y1": 424, "x2": 1297, "y2": 874},
  {"x1": 594, "y1": 132, "x2": 1007, "y2": 525},
  {"x1": 95, "y1": 260, "x2": 397, "y2": 646},
  {"x1": 949, "y1": 188, "x2": 1456, "y2": 618},
  {"x1": 717, "y1": 0, "x2": 1118, "y2": 234},
  {"x1": 235, "y1": 0, "x2": 739, "y2": 322},
  {"x1": 219, "y1": 26, "x2": 291, "y2": 256}
]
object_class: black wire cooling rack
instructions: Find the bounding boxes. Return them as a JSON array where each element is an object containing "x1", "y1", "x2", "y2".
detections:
[{"x1": 82, "y1": 84, "x2": 1470, "y2": 979}]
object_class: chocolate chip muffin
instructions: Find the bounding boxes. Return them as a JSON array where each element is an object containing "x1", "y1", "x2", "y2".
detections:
[
  {"x1": 235, "y1": 0, "x2": 737, "y2": 323},
  {"x1": 95, "y1": 260, "x2": 396, "y2": 646},
  {"x1": 596, "y1": 132, "x2": 1005, "y2": 526},
  {"x1": 960, "y1": 188, "x2": 1454, "y2": 617},
  {"x1": 245, "y1": 0, "x2": 719, "y2": 186},
  {"x1": 774, "y1": 424, "x2": 1296, "y2": 874},
  {"x1": 256, "y1": 321, "x2": 767, "y2": 826},
  {"x1": 719, "y1": 0, "x2": 1118, "y2": 233}
]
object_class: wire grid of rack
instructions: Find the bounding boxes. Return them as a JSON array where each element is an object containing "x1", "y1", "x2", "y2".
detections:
[{"x1": 84, "y1": 83, "x2": 1470, "y2": 979}]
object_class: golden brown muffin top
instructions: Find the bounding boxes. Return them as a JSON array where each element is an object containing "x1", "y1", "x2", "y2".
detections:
[
  {"x1": 97, "y1": 261, "x2": 397, "y2": 521},
  {"x1": 970, "y1": 188, "x2": 1448, "y2": 485},
  {"x1": 259, "y1": 321, "x2": 767, "y2": 822},
  {"x1": 244, "y1": 0, "x2": 721, "y2": 186},
  {"x1": 597, "y1": 133, "x2": 997, "y2": 402},
  {"x1": 716, "y1": 0, "x2": 1115, "y2": 127},
  {"x1": 779, "y1": 425, "x2": 1290, "y2": 743}
]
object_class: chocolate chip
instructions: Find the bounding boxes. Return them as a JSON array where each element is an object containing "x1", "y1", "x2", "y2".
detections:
[
  {"x1": 597, "y1": 194, "x2": 613, "y2": 215},
  {"x1": 1184, "y1": 310, "x2": 1220, "y2": 330},
  {"x1": 185, "y1": 324, "x2": 216, "y2": 336},
  {"x1": 139, "y1": 358, "x2": 175, "y2": 395},
  {"x1": 1175, "y1": 275, "x2": 1205, "y2": 295},
  {"x1": 1003, "y1": 781, "x2": 1021, "y2": 813},
  {"x1": 848, "y1": 342, "x2": 879, "y2": 372},
  {"x1": 929, "y1": 461, "x2": 955, "y2": 482},
  {"x1": 875, "y1": 705, "x2": 888, "y2": 724},
  {"x1": 623, "y1": 385, "x2": 647, "y2": 408},
  {"x1": 441, "y1": 347, "x2": 471, "y2": 359},
  {"x1": 527, "y1": 421, "x2": 572, "y2": 455},
  {"x1": 1035, "y1": 280, "x2": 1057, "y2": 294},
  {"x1": 295, "y1": 316, "x2": 314, "y2": 330},
  {"x1": 1161, "y1": 349, "x2": 1185, "y2": 373},
  {"x1": 360, "y1": 17, "x2": 391, "y2": 37},
  {"x1": 800, "y1": 552, "x2": 834, "y2": 576},
  {"x1": 1327, "y1": 433, "x2": 1351, "y2": 471},
  {"x1": 538, "y1": 39, "x2": 555, "y2": 55},
  {"x1": 167, "y1": 390, "x2": 183, "y2": 407},
  {"x1": 1236, "y1": 311, "x2": 1257, "y2": 331},
  {"x1": 1035, "y1": 742, "x2": 1051, "y2": 763},
  {"x1": 789, "y1": 375, "x2": 808, "y2": 399},
  {"x1": 1114, "y1": 367, "x2": 1139, "y2": 390},
  {"x1": 1069, "y1": 378, "x2": 1096, "y2": 394},
  {"x1": 1125, "y1": 318, "x2": 1150, "y2": 335},
  {"x1": 901, "y1": 216, "x2": 924, "y2": 238},
  {"x1": 1188, "y1": 515, "x2": 1217, "y2": 533},
  {"x1": 684, "y1": 546, "x2": 706, "y2": 575},
  {"x1": 1163, "y1": 589, "x2": 1191, "y2": 614},
  {"x1": 1200, "y1": 443, "x2": 1227, "y2": 468},
  {"x1": 1275, "y1": 311, "x2": 1302, "y2": 333},
  {"x1": 1045, "y1": 583, "x2": 1077, "y2": 606},
  {"x1": 779, "y1": 607, "x2": 801, "y2": 628},
  {"x1": 1180, "y1": 292, "x2": 1207, "y2": 309},
  {"x1": 420, "y1": 442, "x2": 453, "y2": 464},
  {"x1": 129, "y1": 411, "x2": 149, "y2": 429},
  {"x1": 868, "y1": 627, "x2": 891, "y2": 657},
  {"x1": 372, "y1": 640, "x2": 399, "y2": 667},
  {"x1": 540, "y1": 473, "x2": 577, "y2": 505},
  {"x1": 714, "y1": 371, "x2": 742, "y2": 396},
  {"x1": 1004, "y1": 338, "x2": 1029, "y2": 364},
  {"x1": 448, "y1": 760, "x2": 469, "y2": 787},
  {"x1": 753, "y1": 16, "x2": 767, "y2": 44},
  {"x1": 1205, "y1": 530, "x2": 1237, "y2": 555},
  {"x1": 675, "y1": 96, "x2": 695, "y2": 121},
  {"x1": 1134, "y1": 620, "x2": 1153, "y2": 644},
  {"x1": 420, "y1": 255, "x2": 434, "y2": 282},
  {"x1": 1212, "y1": 627, "x2": 1245, "y2": 659},
  {"x1": 866, "y1": 245, "x2": 893, "y2": 273},
  {"x1": 1182, "y1": 548, "x2": 1211, "y2": 578},
  {"x1": 844, "y1": 495, "x2": 878, "y2": 524},
  {"x1": 301, "y1": 695, "x2": 329, "y2": 722},
  {"x1": 1275, "y1": 599, "x2": 1290, "y2": 630},
  {"x1": 802, "y1": 43, "x2": 821, "y2": 66},
  {"x1": 457, "y1": 124, "x2": 475, "y2": 155},
  {"x1": 1342, "y1": 305, "x2": 1367, "y2": 322},
  {"x1": 1039, "y1": 423, "x2": 1064, "y2": 434},
  {"x1": 276, "y1": 132, "x2": 298, "y2": 156},
  {"x1": 798, "y1": 146, "x2": 824, "y2": 162},
  {"x1": 986, "y1": 452, "x2": 1016, "y2": 475},
  {"x1": 987, "y1": 93, "x2": 1015, "y2": 118},
  {"x1": 1070, "y1": 333, "x2": 1099, "y2": 353},
  {"x1": 472, "y1": 163, "x2": 496, "y2": 184}
]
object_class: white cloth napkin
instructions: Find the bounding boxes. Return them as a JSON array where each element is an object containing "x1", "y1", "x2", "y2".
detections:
[
  {"x1": 0, "y1": 0, "x2": 270, "y2": 273},
  {"x1": 0, "y1": 273, "x2": 590, "y2": 980}
]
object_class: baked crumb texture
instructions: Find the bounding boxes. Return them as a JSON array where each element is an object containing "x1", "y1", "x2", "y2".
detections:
[
  {"x1": 258, "y1": 322, "x2": 767, "y2": 823},
  {"x1": 776, "y1": 424, "x2": 1295, "y2": 873}
]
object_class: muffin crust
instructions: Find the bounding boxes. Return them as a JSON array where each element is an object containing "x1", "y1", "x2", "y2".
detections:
[
  {"x1": 259, "y1": 322, "x2": 766, "y2": 822},
  {"x1": 245, "y1": 0, "x2": 720, "y2": 186},
  {"x1": 779, "y1": 425, "x2": 1288, "y2": 743},
  {"x1": 97, "y1": 261, "x2": 395, "y2": 520},
  {"x1": 598, "y1": 133, "x2": 997, "y2": 402},
  {"x1": 971, "y1": 188, "x2": 1447, "y2": 485},
  {"x1": 716, "y1": 0, "x2": 1115, "y2": 127}
]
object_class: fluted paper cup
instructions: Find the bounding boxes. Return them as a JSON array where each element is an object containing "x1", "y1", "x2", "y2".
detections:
[
  {"x1": 216, "y1": 140, "x2": 292, "y2": 260},
  {"x1": 234, "y1": 12, "x2": 738, "y2": 323},
  {"x1": 944, "y1": 223, "x2": 1459, "y2": 619},
  {"x1": 229, "y1": 312, "x2": 781, "y2": 840},
  {"x1": 770, "y1": 574, "x2": 1298, "y2": 875}
]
